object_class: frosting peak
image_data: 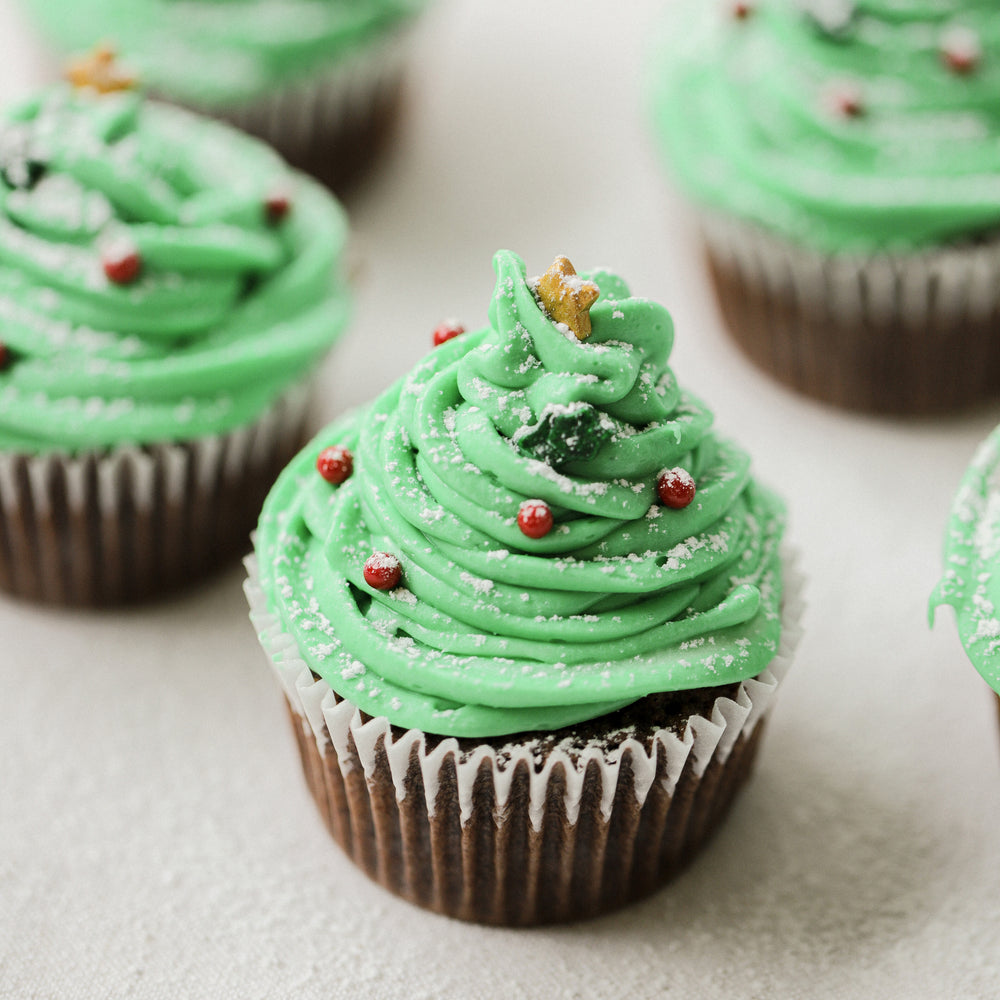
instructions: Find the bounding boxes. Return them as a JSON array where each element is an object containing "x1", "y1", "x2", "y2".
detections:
[
  {"x1": 460, "y1": 251, "x2": 677, "y2": 488},
  {"x1": 257, "y1": 251, "x2": 785, "y2": 737}
]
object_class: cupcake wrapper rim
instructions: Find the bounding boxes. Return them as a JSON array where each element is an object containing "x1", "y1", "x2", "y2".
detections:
[
  {"x1": 245, "y1": 548, "x2": 804, "y2": 830},
  {"x1": 0, "y1": 379, "x2": 312, "y2": 604}
]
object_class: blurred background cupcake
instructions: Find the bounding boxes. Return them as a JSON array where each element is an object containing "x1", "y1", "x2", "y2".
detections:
[
  {"x1": 18, "y1": 0, "x2": 433, "y2": 193},
  {"x1": 247, "y1": 249, "x2": 802, "y2": 925},
  {"x1": 0, "y1": 60, "x2": 350, "y2": 605},
  {"x1": 650, "y1": 0, "x2": 1000, "y2": 415},
  {"x1": 932, "y1": 424, "x2": 1000, "y2": 729}
]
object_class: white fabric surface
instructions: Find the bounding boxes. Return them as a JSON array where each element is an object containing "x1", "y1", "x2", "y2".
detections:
[{"x1": 2, "y1": 1, "x2": 999, "y2": 997}]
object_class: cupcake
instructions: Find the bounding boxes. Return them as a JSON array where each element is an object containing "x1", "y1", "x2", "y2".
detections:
[
  {"x1": 931, "y1": 426, "x2": 1000, "y2": 724},
  {"x1": 650, "y1": 0, "x2": 1000, "y2": 415},
  {"x1": 246, "y1": 250, "x2": 802, "y2": 925},
  {"x1": 0, "y1": 65, "x2": 350, "y2": 606},
  {"x1": 20, "y1": 0, "x2": 430, "y2": 191}
]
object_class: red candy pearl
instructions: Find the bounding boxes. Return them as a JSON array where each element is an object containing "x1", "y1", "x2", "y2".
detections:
[
  {"x1": 103, "y1": 246, "x2": 142, "y2": 285},
  {"x1": 363, "y1": 552, "x2": 402, "y2": 590},
  {"x1": 941, "y1": 28, "x2": 981, "y2": 75},
  {"x1": 826, "y1": 82, "x2": 863, "y2": 119},
  {"x1": 432, "y1": 321, "x2": 465, "y2": 347},
  {"x1": 316, "y1": 444, "x2": 353, "y2": 484},
  {"x1": 731, "y1": 2, "x2": 753, "y2": 18},
  {"x1": 517, "y1": 499, "x2": 554, "y2": 539},
  {"x1": 657, "y1": 468, "x2": 696, "y2": 509},
  {"x1": 944, "y1": 49, "x2": 978, "y2": 75},
  {"x1": 265, "y1": 189, "x2": 292, "y2": 223}
]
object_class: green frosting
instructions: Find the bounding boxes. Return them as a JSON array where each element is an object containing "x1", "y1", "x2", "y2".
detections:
[
  {"x1": 0, "y1": 85, "x2": 350, "y2": 452},
  {"x1": 931, "y1": 425, "x2": 1000, "y2": 695},
  {"x1": 22, "y1": 0, "x2": 426, "y2": 107},
  {"x1": 651, "y1": 0, "x2": 1000, "y2": 253},
  {"x1": 256, "y1": 250, "x2": 786, "y2": 738}
]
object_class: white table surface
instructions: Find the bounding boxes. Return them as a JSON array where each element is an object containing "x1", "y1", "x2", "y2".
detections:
[{"x1": 2, "y1": 2, "x2": 999, "y2": 997}]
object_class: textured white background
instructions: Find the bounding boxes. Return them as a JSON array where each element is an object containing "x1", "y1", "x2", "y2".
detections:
[{"x1": 2, "y1": 1, "x2": 1000, "y2": 997}]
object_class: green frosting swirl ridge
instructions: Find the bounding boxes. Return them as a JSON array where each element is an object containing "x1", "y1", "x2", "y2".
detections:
[
  {"x1": 931, "y1": 425, "x2": 1000, "y2": 695},
  {"x1": 22, "y1": 0, "x2": 427, "y2": 106},
  {"x1": 0, "y1": 85, "x2": 350, "y2": 452},
  {"x1": 256, "y1": 251, "x2": 785, "y2": 738},
  {"x1": 651, "y1": 0, "x2": 1000, "y2": 252}
]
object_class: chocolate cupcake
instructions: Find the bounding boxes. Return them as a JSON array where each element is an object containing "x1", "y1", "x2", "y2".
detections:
[
  {"x1": 247, "y1": 250, "x2": 802, "y2": 925},
  {"x1": 20, "y1": 0, "x2": 431, "y2": 191},
  {"x1": 0, "y1": 67, "x2": 350, "y2": 605},
  {"x1": 650, "y1": 0, "x2": 1000, "y2": 415},
  {"x1": 932, "y1": 425, "x2": 1000, "y2": 724}
]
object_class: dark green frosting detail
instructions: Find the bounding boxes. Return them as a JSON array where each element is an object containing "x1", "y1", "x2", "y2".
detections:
[
  {"x1": 256, "y1": 251, "x2": 785, "y2": 738},
  {"x1": 517, "y1": 403, "x2": 615, "y2": 467},
  {"x1": 0, "y1": 86, "x2": 350, "y2": 452}
]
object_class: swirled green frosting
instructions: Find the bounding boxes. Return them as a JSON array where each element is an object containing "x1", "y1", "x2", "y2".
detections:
[
  {"x1": 651, "y1": 0, "x2": 1000, "y2": 253},
  {"x1": 21, "y1": 0, "x2": 426, "y2": 106},
  {"x1": 931, "y1": 426, "x2": 1000, "y2": 695},
  {"x1": 0, "y1": 85, "x2": 350, "y2": 452},
  {"x1": 256, "y1": 250, "x2": 785, "y2": 738}
]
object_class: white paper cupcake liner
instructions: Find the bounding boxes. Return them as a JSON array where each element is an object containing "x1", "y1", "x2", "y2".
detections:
[
  {"x1": 701, "y1": 212, "x2": 1000, "y2": 413},
  {"x1": 0, "y1": 380, "x2": 311, "y2": 606},
  {"x1": 245, "y1": 548, "x2": 804, "y2": 924}
]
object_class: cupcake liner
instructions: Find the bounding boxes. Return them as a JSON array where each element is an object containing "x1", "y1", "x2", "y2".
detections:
[
  {"x1": 245, "y1": 551, "x2": 804, "y2": 925},
  {"x1": 0, "y1": 382, "x2": 312, "y2": 607},
  {"x1": 193, "y1": 29, "x2": 414, "y2": 192},
  {"x1": 701, "y1": 212, "x2": 1000, "y2": 414}
]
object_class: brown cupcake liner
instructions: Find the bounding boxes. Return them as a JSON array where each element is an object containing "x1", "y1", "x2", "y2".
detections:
[
  {"x1": 246, "y1": 552, "x2": 804, "y2": 926},
  {"x1": 193, "y1": 30, "x2": 414, "y2": 193},
  {"x1": 0, "y1": 382, "x2": 311, "y2": 607},
  {"x1": 701, "y1": 213, "x2": 1000, "y2": 415}
]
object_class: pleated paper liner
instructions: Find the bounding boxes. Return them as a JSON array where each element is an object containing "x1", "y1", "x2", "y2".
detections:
[
  {"x1": 189, "y1": 30, "x2": 415, "y2": 195},
  {"x1": 0, "y1": 381, "x2": 311, "y2": 607},
  {"x1": 701, "y1": 213, "x2": 1000, "y2": 415},
  {"x1": 246, "y1": 552, "x2": 804, "y2": 926}
]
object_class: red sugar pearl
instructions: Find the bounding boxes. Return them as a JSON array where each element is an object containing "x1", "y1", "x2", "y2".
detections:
[
  {"x1": 316, "y1": 444, "x2": 353, "y2": 484},
  {"x1": 731, "y1": 2, "x2": 753, "y2": 18},
  {"x1": 941, "y1": 27, "x2": 981, "y2": 75},
  {"x1": 657, "y1": 468, "x2": 696, "y2": 509},
  {"x1": 433, "y1": 321, "x2": 465, "y2": 347},
  {"x1": 825, "y1": 81, "x2": 864, "y2": 119},
  {"x1": 363, "y1": 551, "x2": 402, "y2": 591},
  {"x1": 265, "y1": 188, "x2": 292, "y2": 224},
  {"x1": 103, "y1": 246, "x2": 142, "y2": 285},
  {"x1": 517, "y1": 499, "x2": 554, "y2": 539}
]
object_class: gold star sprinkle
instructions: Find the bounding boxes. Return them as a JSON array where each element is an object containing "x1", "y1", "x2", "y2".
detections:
[
  {"x1": 65, "y1": 46, "x2": 136, "y2": 95},
  {"x1": 532, "y1": 255, "x2": 600, "y2": 341}
]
